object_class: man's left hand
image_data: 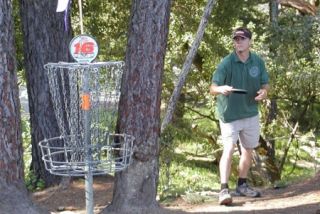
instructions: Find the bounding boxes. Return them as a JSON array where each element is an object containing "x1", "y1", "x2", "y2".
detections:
[{"x1": 255, "y1": 89, "x2": 267, "y2": 101}]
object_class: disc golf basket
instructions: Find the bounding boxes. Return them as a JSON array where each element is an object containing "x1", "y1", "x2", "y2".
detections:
[{"x1": 39, "y1": 61, "x2": 134, "y2": 214}]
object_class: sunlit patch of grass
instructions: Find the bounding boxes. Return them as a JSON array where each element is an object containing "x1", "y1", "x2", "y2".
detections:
[
  {"x1": 281, "y1": 162, "x2": 315, "y2": 183},
  {"x1": 181, "y1": 193, "x2": 210, "y2": 204},
  {"x1": 159, "y1": 140, "x2": 225, "y2": 202}
]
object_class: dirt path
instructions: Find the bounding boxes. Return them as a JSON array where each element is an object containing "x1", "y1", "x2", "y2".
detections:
[
  {"x1": 167, "y1": 173, "x2": 320, "y2": 213},
  {"x1": 32, "y1": 173, "x2": 320, "y2": 214}
]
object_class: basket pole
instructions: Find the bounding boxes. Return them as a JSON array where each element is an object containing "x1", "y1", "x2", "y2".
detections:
[{"x1": 82, "y1": 71, "x2": 94, "y2": 214}]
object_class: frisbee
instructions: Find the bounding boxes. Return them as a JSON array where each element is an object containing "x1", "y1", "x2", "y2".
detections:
[{"x1": 231, "y1": 88, "x2": 247, "y2": 94}]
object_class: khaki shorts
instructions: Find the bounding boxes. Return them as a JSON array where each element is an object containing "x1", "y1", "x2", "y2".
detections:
[{"x1": 219, "y1": 115, "x2": 260, "y2": 149}]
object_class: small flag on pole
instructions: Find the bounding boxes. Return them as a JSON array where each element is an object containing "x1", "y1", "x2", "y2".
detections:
[{"x1": 56, "y1": 0, "x2": 70, "y2": 12}]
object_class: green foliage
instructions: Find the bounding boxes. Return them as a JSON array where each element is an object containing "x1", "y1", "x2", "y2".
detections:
[
  {"x1": 21, "y1": 115, "x2": 47, "y2": 191},
  {"x1": 25, "y1": 171, "x2": 46, "y2": 191},
  {"x1": 21, "y1": 115, "x2": 32, "y2": 181},
  {"x1": 13, "y1": 0, "x2": 26, "y2": 84},
  {"x1": 73, "y1": 0, "x2": 131, "y2": 61},
  {"x1": 22, "y1": 116, "x2": 45, "y2": 191},
  {"x1": 22, "y1": 115, "x2": 45, "y2": 191},
  {"x1": 263, "y1": 14, "x2": 320, "y2": 132}
]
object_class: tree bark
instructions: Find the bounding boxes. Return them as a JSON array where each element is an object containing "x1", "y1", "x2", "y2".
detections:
[
  {"x1": 19, "y1": 0, "x2": 72, "y2": 187},
  {"x1": 103, "y1": 0, "x2": 171, "y2": 213},
  {"x1": 161, "y1": 0, "x2": 216, "y2": 132},
  {"x1": 0, "y1": 1, "x2": 47, "y2": 213},
  {"x1": 256, "y1": 136, "x2": 281, "y2": 183}
]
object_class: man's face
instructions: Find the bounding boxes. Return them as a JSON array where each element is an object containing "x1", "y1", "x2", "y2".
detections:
[{"x1": 233, "y1": 36, "x2": 250, "y2": 53}]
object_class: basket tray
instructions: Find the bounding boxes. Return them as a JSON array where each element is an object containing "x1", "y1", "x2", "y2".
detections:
[{"x1": 39, "y1": 133, "x2": 134, "y2": 176}]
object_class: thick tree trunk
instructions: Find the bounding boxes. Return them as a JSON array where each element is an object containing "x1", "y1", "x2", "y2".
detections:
[
  {"x1": 0, "y1": 1, "x2": 47, "y2": 213},
  {"x1": 256, "y1": 136, "x2": 281, "y2": 183},
  {"x1": 103, "y1": 1, "x2": 171, "y2": 213},
  {"x1": 19, "y1": 0, "x2": 72, "y2": 187}
]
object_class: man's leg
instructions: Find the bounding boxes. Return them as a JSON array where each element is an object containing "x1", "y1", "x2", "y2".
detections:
[
  {"x1": 236, "y1": 115, "x2": 261, "y2": 197},
  {"x1": 218, "y1": 120, "x2": 239, "y2": 205},
  {"x1": 238, "y1": 144, "x2": 253, "y2": 179},
  {"x1": 235, "y1": 145, "x2": 260, "y2": 197},
  {"x1": 218, "y1": 143, "x2": 235, "y2": 205},
  {"x1": 220, "y1": 143, "x2": 235, "y2": 184}
]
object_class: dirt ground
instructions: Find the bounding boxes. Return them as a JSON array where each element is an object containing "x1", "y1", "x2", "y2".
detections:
[{"x1": 32, "y1": 173, "x2": 320, "y2": 214}]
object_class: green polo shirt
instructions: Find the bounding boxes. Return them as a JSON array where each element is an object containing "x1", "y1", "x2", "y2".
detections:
[{"x1": 211, "y1": 51, "x2": 269, "y2": 123}]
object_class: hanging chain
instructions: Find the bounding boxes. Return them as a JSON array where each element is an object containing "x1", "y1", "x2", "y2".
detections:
[{"x1": 78, "y1": 0, "x2": 84, "y2": 34}]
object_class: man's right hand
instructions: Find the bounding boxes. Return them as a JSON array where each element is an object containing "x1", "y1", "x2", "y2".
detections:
[{"x1": 210, "y1": 84, "x2": 233, "y2": 96}]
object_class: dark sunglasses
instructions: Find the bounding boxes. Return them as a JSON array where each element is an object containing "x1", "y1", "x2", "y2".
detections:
[{"x1": 233, "y1": 37, "x2": 247, "y2": 41}]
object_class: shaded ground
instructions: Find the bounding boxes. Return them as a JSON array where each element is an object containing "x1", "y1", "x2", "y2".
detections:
[
  {"x1": 32, "y1": 176, "x2": 114, "y2": 214},
  {"x1": 32, "y1": 173, "x2": 320, "y2": 214}
]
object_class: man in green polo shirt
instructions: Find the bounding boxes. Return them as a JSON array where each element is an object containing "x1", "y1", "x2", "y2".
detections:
[{"x1": 210, "y1": 27, "x2": 269, "y2": 205}]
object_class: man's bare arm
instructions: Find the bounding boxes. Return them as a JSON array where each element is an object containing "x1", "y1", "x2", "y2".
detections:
[{"x1": 210, "y1": 83, "x2": 233, "y2": 96}]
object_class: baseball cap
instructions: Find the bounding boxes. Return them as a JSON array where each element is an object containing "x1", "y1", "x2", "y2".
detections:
[{"x1": 232, "y1": 28, "x2": 252, "y2": 39}]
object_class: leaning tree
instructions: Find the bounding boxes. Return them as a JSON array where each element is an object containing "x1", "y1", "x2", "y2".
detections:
[
  {"x1": 0, "y1": 0, "x2": 47, "y2": 213},
  {"x1": 103, "y1": 0, "x2": 172, "y2": 213},
  {"x1": 19, "y1": 0, "x2": 73, "y2": 187}
]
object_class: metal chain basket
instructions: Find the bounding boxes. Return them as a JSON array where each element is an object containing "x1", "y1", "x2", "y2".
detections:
[{"x1": 39, "y1": 61, "x2": 134, "y2": 176}]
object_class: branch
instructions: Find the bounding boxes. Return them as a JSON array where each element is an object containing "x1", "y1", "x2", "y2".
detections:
[
  {"x1": 161, "y1": 0, "x2": 216, "y2": 132},
  {"x1": 279, "y1": 0, "x2": 317, "y2": 16},
  {"x1": 185, "y1": 106, "x2": 217, "y2": 122},
  {"x1": 279, "y1": 121, "x2": 299, "y2": 173}
]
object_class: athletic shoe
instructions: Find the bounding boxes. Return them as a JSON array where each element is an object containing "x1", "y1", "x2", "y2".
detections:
[
  {"x1": 219, "y1": 188, "x2": 232, "y2": 205},
  {"x1": 236, "y1": 183, "x2": 261, "y2": 197}
]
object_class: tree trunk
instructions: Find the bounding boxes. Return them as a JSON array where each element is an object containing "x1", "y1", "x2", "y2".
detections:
[
  {"x1": 256, "y1": 136, "x2": 281, "y2": 183},
  {"x1": 270, "y1": 0, "x2": 279, "y2": 28},
  {"x1": 103, "y1": 0, "x2": 171, "y2": 213},
  {"x1": 19, "y1": 0, "x2": 72, "y2": 187},
  {"x1": 0, "y1": 1, "x2": 47, "y2": 213}
]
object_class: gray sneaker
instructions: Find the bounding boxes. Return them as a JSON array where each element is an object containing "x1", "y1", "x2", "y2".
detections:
[
  {"x1": 236, "y1": 183, "x2": 261, "y2": 197},
  {"x1": 219, "y1": 188, "x2": 232, "y2": 205}
]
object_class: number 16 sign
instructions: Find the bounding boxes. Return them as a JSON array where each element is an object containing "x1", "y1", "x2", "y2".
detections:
[{"x1": 69, "y1": 35, "x2": 99, "y2": 63}]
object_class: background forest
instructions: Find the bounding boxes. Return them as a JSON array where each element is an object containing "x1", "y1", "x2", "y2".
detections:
[{"x1": 13, "y1": 0, "x2": 320, "y2": 202}]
